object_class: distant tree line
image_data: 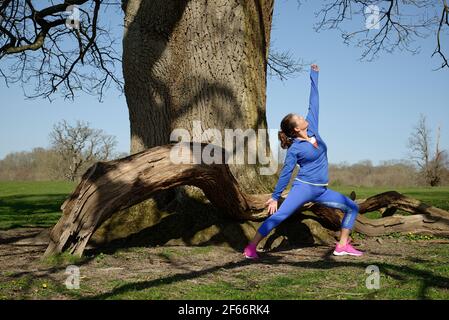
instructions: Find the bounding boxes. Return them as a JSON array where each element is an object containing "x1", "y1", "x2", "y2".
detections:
[
  {"x1": 329, "y1": 160, "x2": 449, "y2": 187},
  {"x1": 280, "y1": 114, "x2": 449, "y2": 188},
  {"x1": 1, "y1": 115, "x2": 448, "y2": 186},
  {"x1": 0, "y1": 120, "x2": 127, "y2": 182}
]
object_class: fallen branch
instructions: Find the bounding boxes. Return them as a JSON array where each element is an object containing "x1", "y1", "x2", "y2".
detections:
[
  {"x1": 44, "y1": 142, "x2": 449, "y2": 257},
  {"x1": 354, "y1": 191, "x2": 449, "y2": 236}
]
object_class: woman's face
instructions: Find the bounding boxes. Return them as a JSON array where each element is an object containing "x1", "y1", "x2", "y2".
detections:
[{"x1": 293, "y1": 114, "x2": 308, "y2": 132}]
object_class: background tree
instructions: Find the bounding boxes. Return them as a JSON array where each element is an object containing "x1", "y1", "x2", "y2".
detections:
[
  {"x1": 408, "y1": 114, "x2": 449, "y2": 186},
  {"x1": 49, "y1": 119, "x2": 117, "y2": 181},
  {"x1": 328, "y1": 159, "x2": 426, "y2": 187},
  {"x1": 0, "y1": 0, "x2": 123, "y2": 100},
  {"x1": 0, "y1": 147, "x2": 62, "y2": 180}
]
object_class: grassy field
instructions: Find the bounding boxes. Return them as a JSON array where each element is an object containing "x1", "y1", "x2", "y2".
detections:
[
  {"x1": 0, "y1": 181, "x2": 76, "y2": 229},
  {"x1": 1, "y1": 236, "x2": 448, "y2": 300},
  {"x1": 1, "y1": 181, "x2": 448, "y2": 229},
  {"x1": 0, "y1": 181, "x2": 449, "y2": 300}
]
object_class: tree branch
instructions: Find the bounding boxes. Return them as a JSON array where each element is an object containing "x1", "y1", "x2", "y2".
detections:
[
  {"x1": 314, "y1": 0, "x2": 448, "y2": 69},
  {"x1": 0, "y1": 0, "x2": 124, "y2": 100}
]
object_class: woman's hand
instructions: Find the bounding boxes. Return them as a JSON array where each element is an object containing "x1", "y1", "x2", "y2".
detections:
[
  {"x1": 265, "y1": 197, "x2": 278, "y2": 215},
  {"x1": 311, "y1": 64, "x2": 319, "y2": 72}
]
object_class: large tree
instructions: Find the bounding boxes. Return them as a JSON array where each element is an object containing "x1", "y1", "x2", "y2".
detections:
[
  {"x1": 121, "y1": 0, "x2": 278, "y2": 193},
  {"x1": 1, "y1": 0, "x2": 448, "y2": 249}
]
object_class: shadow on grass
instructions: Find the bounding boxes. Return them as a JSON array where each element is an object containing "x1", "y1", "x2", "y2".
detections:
[
  {"x1": 0, "y1": 229, "x2": 45, "y2": 245},
  {"x1": 0, "y1": 193, "x2": 68, "y2": 229},
  {"x1": 0, "y1": 194, "x2": 68, "y2": 216},
  {"x1": 84, "y1": 251, "x2": 449, "y2": 300},
  {"x1": 86, "y1": 206, "x2": 323, "y2": 257}
]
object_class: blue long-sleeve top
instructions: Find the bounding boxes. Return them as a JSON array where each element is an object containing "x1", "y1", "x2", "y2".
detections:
[{"x1": 271, "y1": 69, "x2": 329, "y2": 201}]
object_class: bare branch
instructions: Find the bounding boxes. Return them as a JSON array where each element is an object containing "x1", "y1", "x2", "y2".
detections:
[
  {"x1": 431, "y1": 0, "x2": 449, "y2": 69},
  {"x1": 314, "y1": 0, "x2": 448, "y2": 69},
  {"x1": 0, "y1": 0, "x2": 124, "y2": 100},
  {"x1": 49, "y1": 119, "x2": 117, "y2": 181},
  {"x1": 408, "y1": 114, "x2": 447, "y2": 186},
  {"x1": 267, "y1": 49, "x2": 308, "y2": 81}
]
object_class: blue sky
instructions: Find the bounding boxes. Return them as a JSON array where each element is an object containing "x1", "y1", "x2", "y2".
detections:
[{"x1": 0, "y1": 0, "x2": 448, "y2": 165}]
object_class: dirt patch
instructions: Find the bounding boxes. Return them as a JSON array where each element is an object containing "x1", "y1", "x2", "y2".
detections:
[{"x1": 1, "y1": 228, "x2": 449, "y2": 299}]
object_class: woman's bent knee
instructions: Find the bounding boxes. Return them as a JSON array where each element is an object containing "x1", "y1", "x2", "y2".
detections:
[{"x1": 341, "y1": 204, "x2": 358, "y2": 230}]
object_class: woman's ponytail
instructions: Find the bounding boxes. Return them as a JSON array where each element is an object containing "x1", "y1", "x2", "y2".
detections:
[
  {"x1": 278, "y1": 113, "x2": 297, "y2": 149},
  {"x1": 278, "y1": 130, "x2": 293, "y2": 149}
]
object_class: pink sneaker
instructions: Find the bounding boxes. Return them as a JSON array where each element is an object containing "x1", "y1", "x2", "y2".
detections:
[
  {"x1": 333, "y1": 240, "x2": 364, "y2": 256},
  {"x1": 243, "y1": 243, "x2": 259, "y2": 259}
]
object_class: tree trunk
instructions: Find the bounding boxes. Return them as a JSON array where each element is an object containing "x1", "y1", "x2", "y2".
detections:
[
  {"x1": 117, "y1": 0, "x2": 278, "y2": 245},
  {"x1": 122, "y1": 0, "x2": 277, "y2": 193},
  {"x1": 44, "y1": 143, "x2": 449, "y2": 257}
]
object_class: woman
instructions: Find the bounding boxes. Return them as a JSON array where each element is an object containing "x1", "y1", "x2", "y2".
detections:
[{"x1": 243, "y1": 64, "x2": 363, "y2": 259}]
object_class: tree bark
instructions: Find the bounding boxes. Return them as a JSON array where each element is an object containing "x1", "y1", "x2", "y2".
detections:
[
  {"x1": 353, "y1": 191, "x2": 449, "y2": 236},
  {"x1": 44, "y1": 143, "x2": 449, "y2": 257},
  {"x1": 122, "y1": 0, "x2": 277, "y2": 193},
  {"x1": 117, "y1": 0, "x2": 278, "y2": 246}
]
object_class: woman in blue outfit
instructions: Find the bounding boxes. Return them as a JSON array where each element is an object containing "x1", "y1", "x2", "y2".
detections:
[{"x1": 243, "y1": 64, "x2": 363, "y2": 259}]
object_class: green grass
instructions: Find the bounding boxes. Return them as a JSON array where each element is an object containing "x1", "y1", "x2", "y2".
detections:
[
  {"x1": 332, "y1": 185, "x2": 449, "y2": 211},
  {"x1": 40, "y1": 252, "x2": 87, "y2": 267},
  {"x1": 2, "y1": 181, "x2": 449, "y2": 300},
  {"x1": 0, "y1": 181, "x2": 76, "y2": 229},
  {"x1": 2, "y1": 242, "x2": 449, "y2": 300},
  {"x1": 0, "y1": 273, "x2": 92, "y2": 300},
  {"x1": 1, "y1": 181, "x2": 448, "y2": 230},
  {"x1": 329, "y1": 185, "x2": 449, "y2": 219},
  {"x1": 84, "y1": 244, "x2": 449, "y2": 300}
]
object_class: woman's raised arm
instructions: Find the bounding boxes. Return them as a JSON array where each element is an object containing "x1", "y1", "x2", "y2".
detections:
[{"x1": 306, "y1": 64, "x2": 319, "y2": 133}]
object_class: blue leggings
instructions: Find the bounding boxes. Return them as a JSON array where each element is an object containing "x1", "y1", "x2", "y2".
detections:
[{"x1": 258, "y1": 181, "x2": 359, "y2": 237}]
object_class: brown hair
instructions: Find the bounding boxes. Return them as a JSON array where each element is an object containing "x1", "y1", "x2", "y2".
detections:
[{"x1": 278, "y1": 113, "x2": 298, "y2": 149}]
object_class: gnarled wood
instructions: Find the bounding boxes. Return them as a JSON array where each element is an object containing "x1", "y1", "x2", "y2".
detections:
[
  {"x1": 353, "y1": 191, "x2": 449, "y2": 236},
  {"x1": 44, "y1": 142, "x2": 449, "y2": 257}
]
